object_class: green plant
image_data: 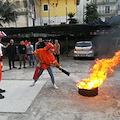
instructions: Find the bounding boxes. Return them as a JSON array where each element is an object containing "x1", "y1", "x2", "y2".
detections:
[
  {"x1": 67, "y1": 12, "x2": 77, "y2": 24},
  {"x1": 0, "y1": 0, "x2": 17, "y2": 27},
  {"x1": 84, "y1": 3, "x2": 99, "y2": 23}
]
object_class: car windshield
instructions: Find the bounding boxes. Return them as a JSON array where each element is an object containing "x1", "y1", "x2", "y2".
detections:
[{"x1": 76, "y1": 42, "x2": 91, "y2": 47}]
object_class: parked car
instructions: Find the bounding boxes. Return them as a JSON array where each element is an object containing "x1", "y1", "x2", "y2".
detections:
[{"x1": 74, "y1": 41, "x2": 95, "y2": 59}]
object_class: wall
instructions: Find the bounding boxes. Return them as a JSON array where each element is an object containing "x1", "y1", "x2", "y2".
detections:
[{"x1": 36, "y1": 0, "x2": 76, "y2": 25}]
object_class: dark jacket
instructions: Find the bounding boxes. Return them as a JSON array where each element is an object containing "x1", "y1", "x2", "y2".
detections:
[
  {"x1": 37, "y1": 42, "x2": 46, "y2": 49},
  {"x1": 18, "y1": 44, "x2": 26, "y2": 54},
  {"x1": 7, "y1": 44, "x2": 16, "y2": 57}
]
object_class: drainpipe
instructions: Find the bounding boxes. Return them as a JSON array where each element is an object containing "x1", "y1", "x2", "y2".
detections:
[
  {"x1": 66, "y1": 0, "x2": 67, "y2": 24},
  {"x1": 48, "y1": 0, "x2": 50, "y2": 25},
  {"x1": 26, "y1": 0, "x2": 29, "y2": 27}
]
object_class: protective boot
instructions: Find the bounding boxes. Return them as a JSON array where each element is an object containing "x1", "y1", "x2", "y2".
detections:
[{"x1": 0, "y1": 93, "x2": 4, "y2": 99}]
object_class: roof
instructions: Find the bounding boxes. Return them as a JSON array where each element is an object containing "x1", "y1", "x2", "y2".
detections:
[
  {"x1": 105, "y1": 15, "x2": 120, "y2": 25},
  {"x1": 88, "y1": 18, "x2": 109, "y2": 27},
  {"x1": 0, "y1": 24, "x2": 95, "y2": 36}
]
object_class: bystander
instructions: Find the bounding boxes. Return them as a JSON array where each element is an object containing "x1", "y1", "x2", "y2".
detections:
[
  {"x1": 7, "y1": 39, "x2": 16, "y2": 70},
  {"x1": 26, "y1": 41, "x2": 35, "y2": 67},
  {"x1": 54, "y1": 39, "x2": 60, "y2": 63},
  {"x1": 18, "y1": 41, "x2": 27, "y2": 69}
]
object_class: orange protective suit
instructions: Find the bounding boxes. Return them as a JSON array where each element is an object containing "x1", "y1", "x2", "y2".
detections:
[
  {"x1": 0, "y1": 62, "x2": 1, "y2": 82},
  {"x1": 34, "y1": 46, "x2": 59, "y2": 69}
]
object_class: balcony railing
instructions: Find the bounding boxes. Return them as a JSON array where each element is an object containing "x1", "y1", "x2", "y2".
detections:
[
  {"x1": 92, "y1": 0, "x2": 117, "y2": 5},
  {"x1": 98, "y1": 10, "x2": 116, "y2": 16}
]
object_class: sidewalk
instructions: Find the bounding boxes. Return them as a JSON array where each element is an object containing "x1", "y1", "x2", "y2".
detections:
[{"x1": 0, "y1": 57, "x2": 120, "y2": 120}]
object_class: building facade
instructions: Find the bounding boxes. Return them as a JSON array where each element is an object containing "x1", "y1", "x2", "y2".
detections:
[
  {"x1": 2, "y1": 0, "x2": 36, "y2": 27},
  {"x1": 91, "y1": 0, "x2": 119, "y2": 21},
  {"x1": 77, "y1": 0, "x2": 91, "y2": 24},
  {"x1": 35, "y1": 0, "x2": 77, "y2": 26},
  {"x1": 2, "y1": 0, "x2": 78, "y2": 27},
  {"x1": 77, "y1": 0, "x2": 120, "y2": 23}
]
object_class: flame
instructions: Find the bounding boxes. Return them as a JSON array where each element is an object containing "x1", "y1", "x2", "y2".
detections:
[{"x1": 77, "y1": 51, "x2": 120, "y2": 90}]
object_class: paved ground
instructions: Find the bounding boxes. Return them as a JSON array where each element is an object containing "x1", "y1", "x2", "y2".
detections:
[{"x1": 0, "y1": 56, "x2": 120, "y2": 120}]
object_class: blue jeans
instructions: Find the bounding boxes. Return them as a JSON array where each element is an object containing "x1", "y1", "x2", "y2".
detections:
[
  {"x1": 35, "y1": 67, "x2": 55, "y2": 84},
  {"x1": 27, "y1": 54, "x2": 35, "y2": 66}
]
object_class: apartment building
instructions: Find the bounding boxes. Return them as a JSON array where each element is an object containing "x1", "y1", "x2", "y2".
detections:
[
  {"x1": 35, "y1": 0, "x2": 77, "y2": 26},
  {"x1": 77, "y1": 0, "x2": 120, "y2": 23},
  {"x1": 91, "y1": 0, "x2": 119, "y2": 21}
]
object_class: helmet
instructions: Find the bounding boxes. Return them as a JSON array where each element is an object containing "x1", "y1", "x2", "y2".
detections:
[{"x1": 45, "y1": 43, "x2": 54, "y2": 51}]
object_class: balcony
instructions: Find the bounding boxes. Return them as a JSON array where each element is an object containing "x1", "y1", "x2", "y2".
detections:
[
  {"x1": 98, "y1": 10, "x2": 116, "y2": 16},
  {"x1": 93, "y1": 0, "x2": 117, "y2": 5}
]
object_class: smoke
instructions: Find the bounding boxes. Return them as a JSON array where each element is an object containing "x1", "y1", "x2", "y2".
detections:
[
  {"x1": 92, "y1": 27, "x2": 120, "y2": 59},
  {"x1": 69, "y1": 73, "x2": 81, "y2": 83}
]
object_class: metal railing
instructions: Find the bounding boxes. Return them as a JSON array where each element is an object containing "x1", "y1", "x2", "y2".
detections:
[
  {"x1": 92, "y1": 0, "x2": 117, "y2": 4},
  {"x1": 98, "y1": 10, "x2": 116, "y2": 15}
]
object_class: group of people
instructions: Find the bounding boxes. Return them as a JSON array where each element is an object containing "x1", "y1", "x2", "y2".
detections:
[
  {"x1": 6, "y1": 39, "x2": 35, "y2": 70},
  {"x1": 0, "y1": 37, "x2": 61, "y2": 99}
]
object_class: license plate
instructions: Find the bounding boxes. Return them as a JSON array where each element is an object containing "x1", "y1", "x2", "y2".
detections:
[{"x1": 79, "y1": 54, "x2": 86, "y2": 56}]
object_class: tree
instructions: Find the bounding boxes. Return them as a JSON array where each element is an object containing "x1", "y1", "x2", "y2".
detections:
[
  {"x1": 67, "y1": 12, "x2": 77, "y2": 24},
  {"x1": 0, "y1": 0, "x2": 17, "y2": 27},
  {"x1": 84, "y1": 3, "x2": 99, "y2": 23}
]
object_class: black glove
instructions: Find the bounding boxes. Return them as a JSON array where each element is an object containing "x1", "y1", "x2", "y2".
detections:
[{"x1": 56, "y1": 64, "x2": 62, "y2": 69}]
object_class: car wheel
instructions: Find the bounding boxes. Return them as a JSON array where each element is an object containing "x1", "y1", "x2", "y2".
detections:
[{"x1": 74, "y1": 57, "x2": 77, "y2": 60}]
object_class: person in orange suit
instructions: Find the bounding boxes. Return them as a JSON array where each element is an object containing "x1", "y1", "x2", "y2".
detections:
[{"x1": 30, "y1": 43, "x2": 62, "y2": 89}]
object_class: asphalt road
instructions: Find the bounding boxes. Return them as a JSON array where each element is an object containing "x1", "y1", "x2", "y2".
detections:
[{"x1": 0, "y1": 56, "x2": 120, "y2": 120}]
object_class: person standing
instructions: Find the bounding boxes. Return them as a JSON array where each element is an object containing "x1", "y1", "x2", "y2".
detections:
[
  {"x1": 37, "y1": 39, "x2": 46, "y2": 49},
  {"x1": 23, "y1": 40, "x2": 28, "y2": 61},
  {"x1": 23, "y1": 40, "x2": 28, "y2": 46},
  {"x1": 0, "y1": 55, "x2": 5, "y2": 99},
  {"x1": 0, "y1": 36, "x2": 9, "y2": 99},
  {"x1": 26, "y1": 41, "x2": 35, "y2": 67},
  {"x1": 54, "y1": 39, "x2": 60, "y2": 63},
  {"x1": 18, "y1": 41, "x2": 26, "y2": 69},
  {"x1": 7, "y1": 39, "x2": 16, "y2": 70},
  {"x1": 35, "y1": 38, "x2": 42, "y2": 50},
  {"x1": 0, "y1": 37, "x2": 9, "y2": 60},
  {"x1": 30, "y1": 43, "x2": 62, "y2": 89}
]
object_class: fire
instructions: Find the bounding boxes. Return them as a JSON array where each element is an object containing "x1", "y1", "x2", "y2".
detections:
[{"x1": 77, "y1": 51, "x2": 120, "y2": 90}]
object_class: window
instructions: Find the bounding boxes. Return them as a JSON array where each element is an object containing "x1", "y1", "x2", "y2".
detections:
[
  {"x1": 43, "y1": 4, "x2": 48, "y2": 12},
  {"x1": 105, "y1": 0, "x2": 109, "y2": 2},
  {"x1": 118, "y1": 5, "x2": 120, "y2": 10},
  {"x1": 92, "y1": 0, "x2": 97, "y2": 3},
  {"x1": 75, "y1": 43, "x2": 91, "y2": 47},
  {"x1": 105, "y1": 6, "x2": 110, "y2": 13}
]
